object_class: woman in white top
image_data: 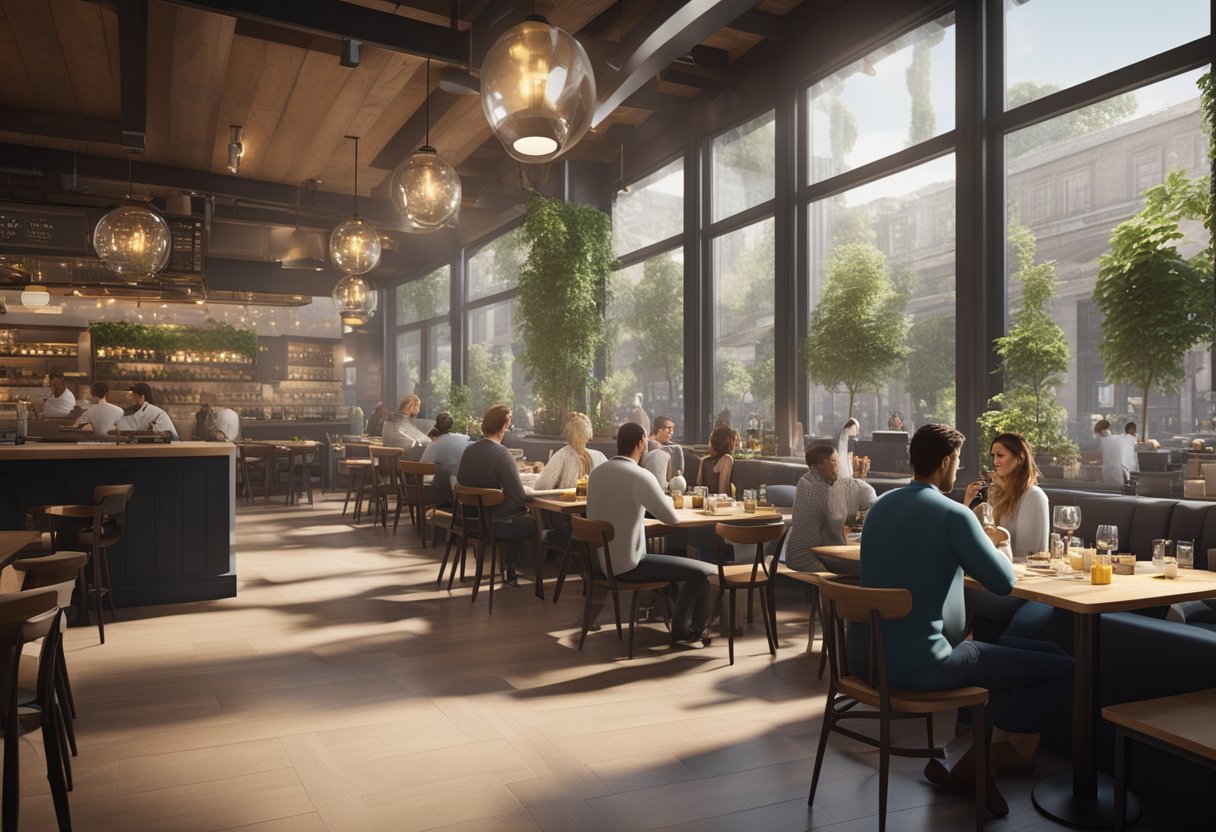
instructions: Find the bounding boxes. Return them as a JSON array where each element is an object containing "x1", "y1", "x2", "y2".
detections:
[
  {"x1": 963, "y1": 432, "x2": 1052, "y2": 645},
  {"x1": 533, "y1": 412, "x2": 606, "y2": 490},
  {"x1": 836, "y1": 418, "x2": 859, "y2": 479}
]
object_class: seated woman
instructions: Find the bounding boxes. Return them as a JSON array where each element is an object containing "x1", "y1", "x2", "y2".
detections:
[
  {"x1": 785, "y1": 444, "x2": 877, "y2": 573},
  {"x1": 533, "y1": 412, "x2": 606, "y2": 490},
  {"x1": 696, "y1": 423, "x2": 736, "y2": 495},
  {"x1": 419, "y1": 412, "x2": 471, "y2": 507},
  {"x1": 382, "y1": 395, "x2": 432, "y2": 449},
  {"x1": 963, "y1": 433, "x2": 1053, "y2": 645}
]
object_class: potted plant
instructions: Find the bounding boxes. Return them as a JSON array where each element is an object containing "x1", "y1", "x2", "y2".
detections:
[{"x1": 515, "y1": 194, "x2": 616, "y2": 435}]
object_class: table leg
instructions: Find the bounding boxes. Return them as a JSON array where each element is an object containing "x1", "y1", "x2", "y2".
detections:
[
  {"x1": 531, "y1": 506, "x2": 545, "y2": 601},
  {"x1": 1032, "y1": 612, "x2": 1141, "y2": 828}
]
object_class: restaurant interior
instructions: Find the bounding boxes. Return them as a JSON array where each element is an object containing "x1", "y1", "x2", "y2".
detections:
[{"x1": 0, "y1": 0, "x2": 1214, "y2": 829}]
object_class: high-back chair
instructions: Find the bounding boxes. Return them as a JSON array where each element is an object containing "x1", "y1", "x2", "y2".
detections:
[
  {"x1": 367, "y1": 446, "x2": 404, "y2": 528},
  {"x1": 570, "y1": 516, "x2": 672, "y2": 660},
  {"x1": 712, "y1": 522, "x2": 789, "y2": 665},
  {"x1": 395, "y1": 459, "x2": 439, "y2": 542},
  {"x1": 451, "y1": 486, "x2": 507, "y2": 613},
  {"x1": 808, "y1": 574, "x2": 991, "y2": 832}
]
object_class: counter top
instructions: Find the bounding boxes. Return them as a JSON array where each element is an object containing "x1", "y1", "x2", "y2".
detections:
[{"x1": 0, "y1": 440, "x2": 235, "y2": 460}]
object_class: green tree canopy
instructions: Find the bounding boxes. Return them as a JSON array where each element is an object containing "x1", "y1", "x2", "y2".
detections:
[
  {"x1": 628, "y1": 253, "x2": 684, "y2": 405},
  {"x1": 466, "y1": 343, "x2": 512, "y2": 416},
  {"x1": 802, "y1": 242, "x2": 909, "y2": 418},
  {"x1": 906, "y1": 313, "x2": 955, "y2": 423},
  {"x1": 1094, "y1": 170, "x2": 1213, "y2": 439}
]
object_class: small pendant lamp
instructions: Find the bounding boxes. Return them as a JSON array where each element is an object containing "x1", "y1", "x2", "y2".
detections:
[
  {"x1": 391, "y1": 59, "x2": 462, "y2": 232},
  {"x1": 329, "y1": 136, "x2": 382, "y2": 276}
]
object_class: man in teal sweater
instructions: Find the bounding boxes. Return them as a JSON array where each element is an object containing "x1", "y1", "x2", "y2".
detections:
[{"x1": 860, "y1": 424, "x2": 1073, "y2": 809}]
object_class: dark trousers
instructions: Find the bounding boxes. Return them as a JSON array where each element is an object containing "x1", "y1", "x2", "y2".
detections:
[{"x1": 617, "y1": 554, "x2": 716, "y2": 639}]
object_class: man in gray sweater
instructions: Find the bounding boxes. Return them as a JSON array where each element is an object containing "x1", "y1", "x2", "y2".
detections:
[
  {"x1": 456, "y1": 404, "x2": 532, "y2": 585},
  {"x1": 587, "y1": 422, "x2": 715, "y2": 646}
]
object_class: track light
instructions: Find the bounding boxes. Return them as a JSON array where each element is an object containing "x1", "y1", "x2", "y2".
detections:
[
  {"x1": 341, "y1": 38, "x2": 361, "y2": 68},
  {"x1": 227, "y1": 125, "x2": 245, "y2": 174}
]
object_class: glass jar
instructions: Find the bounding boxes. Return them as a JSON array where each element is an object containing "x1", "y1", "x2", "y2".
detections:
[
  {"x1": 757, "y1": 484, "x2": 768, "y2": 506},
  {"x1": 575, "y1": 474, "x2": 588, "y2": 498},
  {"x1": 743, "y1": 489, "x2": 757, "y2": 513}
]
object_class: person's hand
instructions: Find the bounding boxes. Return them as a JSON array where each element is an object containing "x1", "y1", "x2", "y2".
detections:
[
  {"x1": 984, "y1": 524, "x2": 1009, "y2": 547},
  {"x1": 964, "y1": 477, "x2": 985, "y2": 506}
]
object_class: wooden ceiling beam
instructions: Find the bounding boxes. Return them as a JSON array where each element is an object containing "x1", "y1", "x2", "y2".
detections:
[
  {"x1": 116, "y1": 0, "x2": 149, "y2": 152},
  {"x1": 158, "y1": 0, "x2": 468, "y2": 64},
  {"x1": 620, "y1": 83, "x2": 691, "y2": 117},
  {"x1": 592, "y1": 0, "x2": 760, "y2": 127},
  {"x1": 0, "y1": 107, "x2": 122, "y2": 146},
  {"x1": 724, "y1": 9, "x2": 785, "y2": 41},
  {"x1": 370, "y1": 89, "x2": 460, "y2": 170}
]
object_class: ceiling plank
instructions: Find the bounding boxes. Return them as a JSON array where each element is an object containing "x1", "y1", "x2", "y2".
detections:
[
  {"x1": 2, "y1": 0, "x2": 81, "y2": 116},
  {"x1": 49, "y1": 0, "x2": 120, "y2": 121},
  {"x1": 116, "y1": 0, "x2": 149, "y2": 150},
  {"x1": 160, "y1": 0, "x2": 467, "y2": 64},
  {"x1": 0, "y1": 4, "x2": 40, "y2": 111},
  {"x1": 723, "y1": 9, "x2": 784, "y2": 41},
  {"x1": 166, "y1": 4, "x2": 236, "y2": 170},
  {"x1": 370, "y1": 88, "x2": 460, "y2": 170},
  {"x1": 592, "y1": 0, "x2": 760, "y2": 126}
]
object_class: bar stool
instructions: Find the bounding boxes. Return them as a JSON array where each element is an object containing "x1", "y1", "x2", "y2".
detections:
[
  {"x1": 0, "y1": 589, "x2": 70, "y2": 832},
  {"x1": 712, "y1": 522, "x2": 789, "y2": 665},
  {"x1": 46, "y1": 484, "x2": 134, "y2": 645}
]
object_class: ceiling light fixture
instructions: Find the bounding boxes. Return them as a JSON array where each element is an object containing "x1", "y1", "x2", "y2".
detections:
[
  {"x1": 390, "y1": 59, "x2": 462, "y2": 232},
  {"x1": 93, "y1": 161, "x2": 172, "y2": 278},
  {"x1": 227, "y1": 125, "x2": 245, "y2": 173},
  {"x1": 20, "y1": 285, "x2": 50, "y2": 309},
  {"x1": 480, "y1": 15, "x2": 596, "y2": 163},
  {"x1": 329, "y1": 136, "x2": 382, "y2": 277},
  {"x1": 332, "y1": 274, "x2": 378, "y2": 327}
]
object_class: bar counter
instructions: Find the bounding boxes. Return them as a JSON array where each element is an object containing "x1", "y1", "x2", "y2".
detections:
[{"x1": 0, "y1": 441, "x2": 236, "y2": 606}]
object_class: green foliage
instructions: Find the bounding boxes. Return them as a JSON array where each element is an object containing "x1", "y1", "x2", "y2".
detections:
[
  {"x1": 1006, "y1": 82, "x2": 1136, "y2": 159},
  {"x1": 1094, "y1": 170, "x2": 1214, "y2": 440},
  {"x1": 628, "y1": 254, "x2": 684, "y2": 405},
  {"x1": 978, "y1": 223, "x2": 1077, "y2": 461},
  {"x1": 446, "y1": 384, "x2": 475, "y2": 435},
  {"x1": 812, "y1": 94, "x2": 857, "y2": 169},
  {"x1": 1200, "y1": 72, "x2": 1216, "y2": 181},
  {"x1": 89, "y1": 321, "x2": 257, "y2": 359},
  {"x1": 715, "y1": 358, "x2": 752, "y2": 413},
  {"x1": 905, "y1": 29, "x2": 945, "y2": 146},
  {"x1": 595, "y1": 368, "x2": 637, "y2": 436},
  {"x1": 516, "y1": 195, "x2": 616, "y2": 423},
  {"x1": 906, "y1": 313, "x2": 955, "y2": 422},
  {"x1": 802, "y1": 242, "x2": 909, "y2": 417},
  {"x1": 397, "y1": 266, "x2": 449, "y2": 324},
  {"x1": 466, "y1": 343, "x2": 512, "y2": 417}
]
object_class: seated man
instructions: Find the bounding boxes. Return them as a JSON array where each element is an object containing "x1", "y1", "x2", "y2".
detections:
[
  {"x1": 860, "y1": 424, "x2": 1073, "y2": 813},
  {"x1": 587, "y1": 422, "x2": 715, "y2": 647},
  {"x1": 785, "y1": 443, "x2": 877, "y2": 572},
  {"x1": 645, "y1": 416, "x2": 685, "y2": 480},
  {"x1": 455, "y1": 404, "x2": 531, "y2": 585}
]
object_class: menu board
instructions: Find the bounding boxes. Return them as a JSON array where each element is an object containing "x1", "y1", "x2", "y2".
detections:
[
  {"x1": 165, "y1": 216, "x2": 204, "y2": 276},
  {"x1": 0, "y1": 203, "x2": 90, "y2": 254}
]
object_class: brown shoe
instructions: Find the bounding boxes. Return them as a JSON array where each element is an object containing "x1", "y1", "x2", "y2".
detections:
[
  {"x1": 934, "y1": 747, "x2": 1010, "y2": 818},
  {"x1": 990, "y1": 740, "x2": 1035, "y2": 774}
]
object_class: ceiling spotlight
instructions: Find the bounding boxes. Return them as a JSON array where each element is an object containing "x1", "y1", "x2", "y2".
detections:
[
  {"x1": 341, "y1": 38, "x2": 361, "y2": 68},
  {"x1": 227, "y1": 125, "x2": 245, "y2": 173}
]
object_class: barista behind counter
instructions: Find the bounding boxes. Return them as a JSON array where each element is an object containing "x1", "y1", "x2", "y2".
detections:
[{"x1": 116, "y1": 382, "x2": 179, "y2": 440}]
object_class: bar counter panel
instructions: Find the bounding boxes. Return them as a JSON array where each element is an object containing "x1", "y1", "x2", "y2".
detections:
[{"x1": 0, "y1": 441, "x2": 236, "y2": 606}]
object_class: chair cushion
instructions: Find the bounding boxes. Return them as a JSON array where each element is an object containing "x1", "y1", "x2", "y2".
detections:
[{"x1": 837, "y1": 675, "x2": 988, "y2": 713}]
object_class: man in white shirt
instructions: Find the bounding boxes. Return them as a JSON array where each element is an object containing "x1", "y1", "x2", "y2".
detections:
[
  {"x1": 786, "y1": 444, "x2": 878, "y2": 572},
  {"x1": 75, "y1": 381, "x2": 124, "y2": 438},
  {"x1": 586, "y1": 422, "x2": 715, "y2": 647},
  {"x1": 41, "y1": 371, "x2": 76, "y2": 418},
  {"x1": 644, "y1": 415, "x2": 686, "y2": 486},
  {"x1": 1120, "y1": 421, "x2": 1140, "y2": 478},
  {"x1": 197, "y1": 393, "x2": 240, "y2": 441},
  {"x1": 1096, "y1": 419, "x2": 1125, "y2": 486},
  {"x1": 116, "y1": 382, "x2": 178, "y2": 439}
]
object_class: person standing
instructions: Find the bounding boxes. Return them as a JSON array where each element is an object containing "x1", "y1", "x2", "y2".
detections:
[
  {"x1": 587, "y1": 422, "x2": 715, "y2": 647},
  {"x1": 836, "y1": 418, "x2": 859, "y2": 479},
  {"x1": 628, "y1": 393, "x2": 650, "y2": 437},
  {"x1": 116, "y1": 382, "x2": 178, "y2": 439},
  {"x1": 1095, "y1": 419, "x2": 1124, "y2": 486},
  {"x1": 1119, "y1": 421, "x2": 1140, "y2": 479},
  {"x1": 785, "y1": 444, "x2": 877, "y2": 572},
  {"x1": 41, "y1": 370, "x2": 76, "y2": 418},
  {"x1": 74, "y1": 382, "x2": 123, "y2": 438}
]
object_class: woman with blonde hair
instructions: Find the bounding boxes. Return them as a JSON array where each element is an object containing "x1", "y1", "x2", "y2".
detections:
[{"x1": 533, "y1": 412, "x2": 607, "y2": 490}]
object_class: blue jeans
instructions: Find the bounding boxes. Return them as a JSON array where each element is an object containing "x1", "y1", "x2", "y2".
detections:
[
  {"x1": 965, "y1": 588, "x2": 1058, "y2": 646},
  {"x1": 617, "y1": 554, "x2": 715, "y2": 639}
]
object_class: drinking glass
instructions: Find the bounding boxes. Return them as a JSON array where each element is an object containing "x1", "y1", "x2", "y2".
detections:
[
  {"x1": 980, "y1": 502, "x2": 994, "y2": 528},
  {"x1": 1153, "y1": 538, "x2": 1170, "y2": 572},
  {"x1": 1164, "y1": 555, "x2": 1179, "y2": 579},
  {"x1": 742, "y1": 489, "x2": 757, "y2": 513},
  {"x1": 1053, "y1": 505, "x2": 1081, "y2": 558},
  {"x1": 1096, "y1": 524, "x2": 1119, "y2": 556},
  {"x1": 692, "y1": 486, "x2": 707, "y2": 510},
  {"x1": 1176, "y1": 540, "x2": 1195, "y2": 570}
]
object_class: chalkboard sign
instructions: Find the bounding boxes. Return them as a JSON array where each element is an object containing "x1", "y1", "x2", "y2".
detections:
[
  {"x1": 165, "y1": 216, "x2": 204, "y2": 276},
  {"x1": 0, "y1": 203, "x2": 90, "y2": 254}
]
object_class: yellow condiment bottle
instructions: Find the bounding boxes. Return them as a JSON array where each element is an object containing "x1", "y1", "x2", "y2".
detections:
[
  {"x1": 1091, "y1": 556, "x2": 1112, "y2": 585},
  {"x1": 575, "y1": 475, "x2": 588, "y2": 498}
]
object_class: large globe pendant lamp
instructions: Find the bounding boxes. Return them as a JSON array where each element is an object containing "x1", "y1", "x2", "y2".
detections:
[
  {"x1": 329, "y1": 135, "x2": 382, "y2": 276},
  {"x1": 331, "y1": 273, "x2": 379, "y2": 327},
  {"x1": 391, "y1": 60, "x2": 461, "y2": 232},
  {"x1": 94, "y1": 204, "x2": 172, "y2": 278},
  {"x1": 480, "y1": 16, "x2": 596, "y2": 163}
]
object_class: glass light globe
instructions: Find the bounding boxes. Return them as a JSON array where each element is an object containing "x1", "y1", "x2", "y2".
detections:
[
  {"x1": 390, "y1": 147, "x2": 462, "y2": 232},
  {"x1": 20, "y1": 285, "x2": 50, "y2": 308},
  {"x1": 329, "y1": 217, "x2": 382, "y2": 275},
  {"x1": 331, "y1": 273, "x2": 379, "y2": 326},
  {"x1": 93, "y1": 205, "x2": 172, "y2": 277},
  {"x1": 480, "y1": 17, "x2": 596, "y2": 163}
]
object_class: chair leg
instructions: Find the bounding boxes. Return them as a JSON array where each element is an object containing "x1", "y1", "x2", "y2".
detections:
[
  {"x1": 57, "y1": 647, "x2": 76, "y2": 721},
  {"x1": 393, "y1": 498, "x2": 405, "y2": 533},
  {"x1": 552, "y1": 540, "x2": 575, "y2": 604},
  {"x1": 42, "y1": 713, "x2": 71, "y2": 832},
  {"x1": 437, "y1": 526, "x2": 457, "y2": 588},
  {"x1": 75, "y1": 566, "x2": 89, "y2": 628},
  {"x1": 101, "y1": 549, "x2": 118, "y2": 621},
  {"x1": 878, "y1": 708, "x2": 891, "y2": 832},
  {"x1": 56, "y1": 672, "x2": 77, "y2": 758},
  {"x1": 924, "y1": 713, "x2": 934, "y2": 758},
  {"x1": 578, "y1": 588, "x2": 596, "y2": 651},
  {"x1": 757, "y1": 587, "x2": 776, "y2": 655},
  {"x1": 487, "y1": 543, "x2": 497, "y2": 615},
  {"x1": 971, "y1": 704, "x2": 989, "y2": 832},
  {"x1": 746, "y1": 587, "x2": 754, "y2": 624},
  {"x1": 93, "y1": 547, "x2": 106, "y2": 645},
  {"x1": 470, "y1": 538, "x2": 487, "y2": 603},
  {"x1": 806, "y1": 586, "x2": 818, "y2": 654},
  {"x1": 727, "y1": 589, "x2": 737, "y2": 665},
  {"x1": 808, "y1": 690, "x2": 834, "y2": 806},
  {"x1": 342, "y1": 472, "x2": 355, "y2": 517},
  {"x1": 628, "y1": 590, "x2": 642, "y2": 659},
  {"x1": 53, "y1": 700, "x2": 72, "y2": 791},
  {"x1": 449, "y1": 532, "x2": 467, "y2": 591},
  {"x1": 609, "y1": 590, "x2": 623, "y2": 639}
]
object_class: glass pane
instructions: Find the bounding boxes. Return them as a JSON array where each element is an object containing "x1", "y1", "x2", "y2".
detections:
[
  {"x1": 711, "y1": 111, "x2": 775, "y2": 222},
  {"x1": 467, "y1": 227, "x2": 526, "y2": 301},
  {"x1": 396, "y1": 329, "x2": 422, "y2": 402},
  {"x1": 466, "y1": 298, "x2": 531, "y2": 424},
  {"x1": 396, "y1": 264, "x2": 449, "y2": 325},
  {"x1": 612, "y1": 157, "x2": 684, "y2": 256},
  {"x1": 606, "y1": 250, "x2": 685, "y2": 437},
  {"x1": 807, "y1": 14, "x2": 955, "y2": 185},
  {"x1": 1004, "y1": 70, "x2": 1211, "y2": 482},
  {"x1": 713, "y1": 217, "x2": 775, "y2": 429},
  {"x1": 807, "y1": 156, "x2": 956, "y2": 454},
  {"x1": 1005, "y1": 0, "x2": 1209, "y2": 110},
  {"x1": 422, "y1": 323, "x2": 452, "y2": 416}
]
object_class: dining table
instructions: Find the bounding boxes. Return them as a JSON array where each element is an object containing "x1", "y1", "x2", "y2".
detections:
[
  {"x1": 243, "y1": 440, "x2": 321, "y2": 506},
  {"x1": 808, "y1": 542, "x2": 1216, "y2": 828}
]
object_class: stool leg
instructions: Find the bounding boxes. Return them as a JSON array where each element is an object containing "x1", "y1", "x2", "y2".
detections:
[
  {"x1": 628, "y1": 590, "x2": 641, "y2": 659},
  {"x1": 342, "y1": 470, "x2": 355, "y2": 517}
]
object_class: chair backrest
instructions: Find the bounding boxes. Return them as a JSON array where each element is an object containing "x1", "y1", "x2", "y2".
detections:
[
  {"x1": 95, "y1": 483, "x2": 134, "y2": 518},
  {"x1": 812, "y1": 574, "x2": 912, "y2": 698},
  {"x1": 344, "y1": 441, "x2": 373, "y2": 459},
  {"x1": 571, "y1": 516, "x2": 622, "y2": 585},
  {"x1": 239, "y1": 443, "x2": 273, "y2": 461},
  {"x1": 17, "y1": 551, "x2": 87, "y2": 592},
  {"x1": 399, "y1": 460, "x2": 437, "y2": 506},
  {"x1": 453, "y1": 485, "x2": 506, "y2": 539},
  {"x1": 714, "y1": 521, "x2": 789, "y2": 586},
  {"x1": 0, "y1": 589, "x2": 58, "y2": 629},
  {"x1": 371, "y1": 445, "x2": 403, "y2": 476}
]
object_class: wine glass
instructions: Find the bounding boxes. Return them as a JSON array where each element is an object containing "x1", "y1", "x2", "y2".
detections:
[
  {"x1": 1053, "y1": 505, "x2": 1081, "y2": 559},
  {"x1": 1096, "y1": 524, "x2": 1119, "y2": 556}
]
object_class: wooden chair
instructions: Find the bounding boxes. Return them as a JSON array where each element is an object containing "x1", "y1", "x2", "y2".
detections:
[
  {"x1": 451, "y1": 486, "x2": 508, "y2": 613},
  {"x1": 339, "y1": 442, "x2": 374, "y2": 520},
  {"x1": 777, "y1": 564, "x2": 846, "y2": 679},
  {"x1": 0, "y1": 590, "x2": 70, "y2": 832},
  {"x1": 237, "y1": 443, "x2": 275, "y2": 504},
  {"x1": 394, "y1": 460, "x2": 440, "y2": 542},
  {"x1": 808, "y1": 574, "x2": 991, "y2": 832},
  {"x1": 367, "y1": 446, "x2": 404, "y2": 528},
  {"x1": 712, "y1": 522, "x2": 789, "y2": 665},
  {"x1": 570, "y1": 516, "x2": 672, "y2": 660}
]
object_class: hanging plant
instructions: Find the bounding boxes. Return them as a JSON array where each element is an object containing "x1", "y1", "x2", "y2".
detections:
[{"x1": 89, "y1": 321, "x2": 258, "y2": 359}]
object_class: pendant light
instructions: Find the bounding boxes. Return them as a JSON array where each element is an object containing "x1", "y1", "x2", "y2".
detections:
[
  {"x1": 390, "y1": 59, "x2": 462, "y2": 232},
  {"x1": 93, "y1": 161, "x2": 172, "y2": 278},
  {"x1": 480, "y1": 14, "x2": 596, "y2": 163},
  {"x1": 329, "y1": 136, "x2": 382, "y2": 276},
  {"x1": 331, "y1": 273, "x2": 379, "y2": 327}
]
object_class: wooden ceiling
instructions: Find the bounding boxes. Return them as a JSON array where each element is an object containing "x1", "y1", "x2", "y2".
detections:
[{"x1": 0, "y1": 0, "x2": 801, "y2": 210}]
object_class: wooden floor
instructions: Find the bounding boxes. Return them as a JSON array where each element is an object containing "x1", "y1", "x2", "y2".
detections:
[{"x1": 13, "y1": 496, "x2": 1178, "y2": 831}]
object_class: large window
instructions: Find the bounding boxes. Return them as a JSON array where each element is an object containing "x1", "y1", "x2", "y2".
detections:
[
  {"x1": 807, "y1": 14, "x2": 955, "y2": 184},
  {"x1": 807, "y1": 157, "x2": 956, "y2": 440},
  {"x1": 612, "y1": 158, "x2": 683, "y2": 255},
  {"x1": 394, "y1": 265, "x2": 451, "y2": 417},
  {"x1": 397, "y1": 265, "x2": 449, "y2": 325},
  {"x1": 713, "y1": 217, "x2": 775, "y2": 429},
  {"x1": 1004, "y1": 69, "x2": 1210, "y2": 480},
  {"x1": 466, "y1": 297, "x2": 529, "y2": 422},
  {"x1": 606, "y1": 251, "x2": 685, "y2": 432},
  {"x1": 395, "y1": 329, "x2": 421, "y2": 405},
  {"x1": 467, "y1": 227, "x2": 525, "y2": 301},
  {"x1": 711, "y1": 111, "x2": 775, "y2": 222}
]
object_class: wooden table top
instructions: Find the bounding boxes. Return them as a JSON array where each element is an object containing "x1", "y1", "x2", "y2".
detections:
[
  {"x1": 0, "y1": 441, "x2": 234, "y2": 460},
  {"x1": 529, "y1": 492, "x2": 584, "y2": 513},
  {"x1": 645, "y1": 505, "x2": 786, "y2": 530},
  {"x1": 0, "y1": 531, "x2": 40, "y2": 562},
  {"x1": 243, "y1": 440, "x2": 320, "y2": 447},
  {"x1": 1102, "y1": 688, "x2": 1216, "y2": 763},
  {"x1": 810, "y1": 543, "x2": 1216, "y2": 614}
]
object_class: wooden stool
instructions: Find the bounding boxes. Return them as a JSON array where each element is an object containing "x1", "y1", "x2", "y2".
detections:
[{"x1": 712, "y1": 522, "x2": 789, "y2": 665}]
